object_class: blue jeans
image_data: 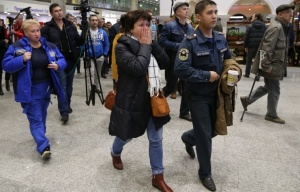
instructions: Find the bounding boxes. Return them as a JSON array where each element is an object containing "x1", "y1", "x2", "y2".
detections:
[
  {"x1": 111, "y1": 118, "x2": 164, "y2": 175},
  {"x1": 57, "y1": 59, "x2": 76, "y2": 116}
]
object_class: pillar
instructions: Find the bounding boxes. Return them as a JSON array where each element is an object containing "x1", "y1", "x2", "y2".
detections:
[
  {"x1": 95, "y1": 9, "x2": 103, "y2": 19},
  {"x1": 131, "y1": 0, "x2": 138, "y2": 11}
]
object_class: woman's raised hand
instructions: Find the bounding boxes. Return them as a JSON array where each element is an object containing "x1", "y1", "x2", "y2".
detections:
[{"x1": 139, "y1": 27, "x2": 151, "y2": 45}]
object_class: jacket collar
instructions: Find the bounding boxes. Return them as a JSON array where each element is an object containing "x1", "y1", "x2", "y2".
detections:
[
  {"x1": 19, "y1": 36, "x2": 47, "y2": 49},
  {"x1": 49, "y1": 18, "x2": 72, "y2": 27},
  {"x1": 195, "y1": 27, "x2": 223, "y2": 44},
  {"x1": 275, "y1": 16, "x2": 289, "y2": 35}
]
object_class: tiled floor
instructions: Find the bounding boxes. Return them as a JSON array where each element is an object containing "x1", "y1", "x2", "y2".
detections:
[{"x1": 1, "y1": 66, "x2": 299, "y2": 192}]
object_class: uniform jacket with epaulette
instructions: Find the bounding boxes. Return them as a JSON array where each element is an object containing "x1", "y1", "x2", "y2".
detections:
[
  {"x1": 159, "y1": 18, "x2": 194, "y2": 62},
  {"x1": 174, "y1": 28, "x2": 231, "y2": 98}
]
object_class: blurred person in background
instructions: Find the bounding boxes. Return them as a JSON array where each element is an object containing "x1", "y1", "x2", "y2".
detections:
[{"x1": 0, "y1": 18, "x2": 9, "y2": 95}]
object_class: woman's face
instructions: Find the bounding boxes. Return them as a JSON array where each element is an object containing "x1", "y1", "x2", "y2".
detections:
[
  {"x1": 131, "y1": 19, "x2": 149, "y2": 37},
  {"x1": 0, "y1": 20, "x2": 3, "y2": 26},
  {"x1": 24, "y1": 24, "x2": 41, "y2": 43}
]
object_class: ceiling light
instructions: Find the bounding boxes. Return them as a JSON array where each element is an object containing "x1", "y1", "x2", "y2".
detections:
[{"x1": 230, "y1": 16, "x2": 244, "y2": 19}]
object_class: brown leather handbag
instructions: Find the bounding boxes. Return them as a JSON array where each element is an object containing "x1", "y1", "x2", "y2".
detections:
[
  {"x1": 104, "y1": 91, "x2": 116, "y2": 110},
  {"x1": 150, "y1": 91, "x2": 170, "y2": 117},
  {"x1": 146, "y1": 73, "x2": 170, "y2": 117}
]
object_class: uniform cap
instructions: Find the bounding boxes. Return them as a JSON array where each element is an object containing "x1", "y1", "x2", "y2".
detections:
[
  {"x1": 173, "y1": 2, "x2": 189, "y2": 13},
  {"x1": 276, "y1": 4, "x2": 295, "y2": 14}
]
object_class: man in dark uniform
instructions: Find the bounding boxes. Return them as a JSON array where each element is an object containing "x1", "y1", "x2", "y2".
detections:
[
  {"x1": 174, "y1": 1, "x2": 231, "y2": 191},
  {"x1": 159, "y1": 2, "x2": 194, "y2": 121}
]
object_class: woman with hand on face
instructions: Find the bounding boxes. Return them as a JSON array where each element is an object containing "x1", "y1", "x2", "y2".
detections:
[
  {"x1": 108, "y1": 10, "x2": 172, "y2": 192},
  {"x1": 2, "y1": 19, "x2": 66, "y2": 160}
]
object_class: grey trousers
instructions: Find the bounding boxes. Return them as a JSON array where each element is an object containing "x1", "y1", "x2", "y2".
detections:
[
  {"x1": 90, "y1": 56, "x2": 104, "y2": 89},
  {"x1": 248, "y1": 77, "x2": 280, "y2": 117}
]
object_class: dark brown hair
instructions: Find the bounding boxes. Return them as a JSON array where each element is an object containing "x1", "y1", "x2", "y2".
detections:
[
  {"x1": 195, "y1": 0, "x2": 217, "y2": 15},
  {"x1": 49, "y1": 3, "x2": 60, "y2": 13},
  {"x1": 120, "y1": 10, "x2": 152, "y2": 34}
]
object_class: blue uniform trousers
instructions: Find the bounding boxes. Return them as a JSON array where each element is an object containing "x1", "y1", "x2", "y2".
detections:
[
  {"x1": 21, "y1": 82, "x2": 51, "y2": 154},
  {"x1": 182, "y1": 95, "x2": 217, "y2": 179}
]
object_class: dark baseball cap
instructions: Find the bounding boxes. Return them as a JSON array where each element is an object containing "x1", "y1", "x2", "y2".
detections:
[
  {"x1": 276, "y1": 4, "x2": 295, "y2": 14},
  {"x1": 173, "y1": 2, "x2": 189, "y2": 13}
]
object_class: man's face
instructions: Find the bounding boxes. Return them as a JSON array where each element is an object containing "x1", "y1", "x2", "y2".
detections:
[
  {"x1": 196, "y1": 4, "x2": 218, "y2": 30},
  {"x1": 51, "y1": 6, "x2": 63, "y2": 20},
  {"x1": 67, "y1": 16, "x2": 74, "y2": 22},
  {"x1": 278, "y1": 8, "x2": 293, "y2": 23},
  {"x1": 106, "y1": 22, "x2": 112, "y2": 29},
  {"x1": 176, "y1": 5, "x2": 189, "y2": 20},
  {"x1": 89, "y1": 16, "x2": 99, "y2": 29}
]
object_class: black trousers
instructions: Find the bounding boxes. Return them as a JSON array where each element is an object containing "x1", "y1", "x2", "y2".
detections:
[
  {"x1": 181, "y1": 95, "x2": 216, "y2": 179},
  {"x1": 163, "y1": 61, "x2": 178, "y2": 97}
]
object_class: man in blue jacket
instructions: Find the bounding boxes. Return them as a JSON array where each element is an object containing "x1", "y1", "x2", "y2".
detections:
[
  {"x1": 87, "y1": 15, "x2": 109, "y2": 93},
  {"x1": 174, "y1": 1, "x2": 231, "y2": 191},
  {"x1": 159, "y1": 2, "x2": 194, "y2": 122}
]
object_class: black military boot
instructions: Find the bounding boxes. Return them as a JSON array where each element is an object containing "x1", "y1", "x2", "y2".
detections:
[
  {"x1": 0, "y1": 86, "x2": 4, "y2": 95},
  {"x1": 5, "y1": 80, "x2": 10, "y2": 91}
]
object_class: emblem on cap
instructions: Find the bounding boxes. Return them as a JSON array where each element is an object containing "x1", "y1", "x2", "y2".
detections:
[{"x1": 179, "y1": 48, "x2": 189, "y2": 61}]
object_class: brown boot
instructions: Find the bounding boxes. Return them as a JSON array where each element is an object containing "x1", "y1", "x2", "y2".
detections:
[
  {"x1": 111, "y1": 152, "x2": 123, "y2": 170},
  {"x1": 152, "y1": 173, "x2": 173, "y2": 192},
  {"x1": 170, "y1": 92, "x2": 176, "y2": 99}
]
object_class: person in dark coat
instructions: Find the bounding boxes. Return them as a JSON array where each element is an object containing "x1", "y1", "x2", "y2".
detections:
[
  {"x1": 243, "y1": 13, "x2": 266, "y2": 78},
  {"x1": 41, "y1": 3, "x2": 86, "y2": 123},
  {"x1": 108, "y1": 10, "x2": 173, "y2": 192}
]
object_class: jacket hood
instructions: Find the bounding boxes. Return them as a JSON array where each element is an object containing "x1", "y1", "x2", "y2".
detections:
[
  {"x1": 252, "y1": 20, "x2": 266, "y2": 29},
  {"x1": 117, "y1": 35, "x2": 140, "y2": 55}
]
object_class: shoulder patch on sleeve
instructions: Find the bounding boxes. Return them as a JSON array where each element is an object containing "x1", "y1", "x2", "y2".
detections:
[
  {"x1": 178, "y1": 48, "x2": 189, "y2": 61},
  {"x1": 186, "y1": 34, "x2": 197, "y2": 40}
]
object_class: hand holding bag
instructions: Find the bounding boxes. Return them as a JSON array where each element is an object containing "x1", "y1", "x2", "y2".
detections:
[{"x1": 104, "y1": 90, "x2": 116, "y2": 110}]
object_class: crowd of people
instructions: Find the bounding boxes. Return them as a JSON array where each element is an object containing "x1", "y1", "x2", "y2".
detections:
[{"x1": 0, "y1": 0, "x2": 294, "y2": 191}]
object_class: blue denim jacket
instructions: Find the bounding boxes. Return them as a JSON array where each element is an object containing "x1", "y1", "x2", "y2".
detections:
[
  {"x1": 174, "y1": 28, "x2": 231, "y2": 98},
  {"x1": 159, "y1": 19, "x2": 194, "y2": 62}
]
